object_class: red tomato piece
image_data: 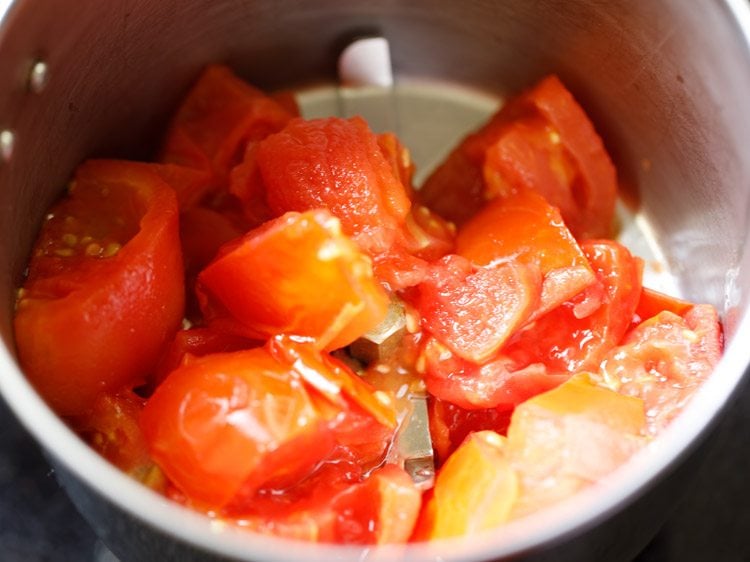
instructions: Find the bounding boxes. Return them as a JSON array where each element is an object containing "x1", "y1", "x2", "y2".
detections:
[
  {"x1": 505, "y1": 239, "x2": 643, "y2": 374},
  {"x1": 599, "y1": 304, "x2": 722, "y2": 435},
  {"x1": 226, "y1": 462, "x2": 420, "y2": 545},
  {"x1": 70, "y1": 388, "x2": 164, "y2": 488},
  {"x1": 428, "y1": 397, "x2": 513, "y2": 465},
  {"x1": 378, "y1": 131, "x2": 417, "y2": 198},
  {"x1": 420, "y1": 75, "x2": 617, "y2": 239},
  {"x1": 141, "y1": 347, "x2": 337, "y2": 508},
  {"x1": 146, "y1": 163, "x2": 214, "y2": 210},
  {"x1": 179, "y1": 206, "x2": 245, "y2": 275},
  {"x1": 456, "y1": 189, "x2": 595, "y2": 317},
  {"x1": 15, "y1": 160, "x2": 184, "y2": 416},
  {"x1": 228, "y1": 142, "x2": 276, "y2": 228},
  {"x1": 159, "y1": 65, "x2": 294, "y2": 194},
  {"x1": 522, "y1": 75, "x2": 617, "y2": 240},
  {"x1": 421, "y1": 337, "x2": 567, "y2": 410},
  {"x1": 482, "y1": 115, "x2": 582, "y2": 235},
  {"x1": 416, "y1": 254, "x2": 542, "y2": 363},
  {"x1": 255, "y1": 116, "x2": 412, "y2": 254},
  {"x1": 197, "y1": 210, "x2": 389, "y2": 351}
]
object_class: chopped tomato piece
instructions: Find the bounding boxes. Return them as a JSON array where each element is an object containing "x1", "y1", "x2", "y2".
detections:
[
  {"x1": 456, "y1": 189, "x2": 595, "y2": 317},
  {"x1": 412, "y1": 431, "x2": 518, "y2": 540},
  {"x1": 428, "y1": 397, "x2": 513, "y2": 464},
  {"x1": 70, "y1": 389, "x2": 164, "y2": 489},
  {"x1": 141, "y1": 347, "x2": 337, "y2": 508},
  {"x1": 159, "y1": 65, "x2": 294, "y2": 194},
  {"x1": 421, "y1": 75, "x2": 617, "y2": 239},
  {"x1": 416, "y1": 255, "x2": 542, "y2": 363},
  {"x1": 14, "y1": 160, "x2": 184, "y2": 415},
  {"x1": 504, "y1": 239, "x2": 643, "y2": 374},
  {"x1": 378, "y1": 131, "x2": 416, "y2": 197},
  {"x1": 197, "y1": 210, "x2": 389, "y2": 350},
  {"x1": 599, "y1": 304, "x2": 722, "y2": 435},
  {"x1": 507, "y1": 374, "x2": 646, "y2": 518},
  {"x1": 226, "y1": 462, "x2": 420, "y2": 544},
  {"x1": 421, "y1": 337, "x2": 567, "y2": 410},
  {"x1": 255, "y1": 116, "x2": 411, "y2": 254}
]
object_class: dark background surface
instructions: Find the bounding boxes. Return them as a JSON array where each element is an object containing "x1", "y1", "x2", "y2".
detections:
[{"x1": 1, "y1": 378, "x2": 749, "y2": 562}]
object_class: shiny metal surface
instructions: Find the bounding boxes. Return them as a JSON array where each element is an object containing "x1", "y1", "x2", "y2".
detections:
[{"x1": 1, "y1": 1, "x2": 750, "y2": 560}]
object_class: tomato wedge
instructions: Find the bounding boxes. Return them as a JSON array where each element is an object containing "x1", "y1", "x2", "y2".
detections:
[
  {"x1": 456, "y1": 189, "x2": 595, "y2": 316},
  {"x1": 420, "y1": 75, "x2": 617, "y2": 239},
  {"x1": 197, "y1": 209, "x2": 389, "y2": 350},
  {"x1": 159, "y1": 64, "x2": 294, "y2": 199},
  {"x1": 14, "y1": 160, "x2": 184, "y2": 415}
]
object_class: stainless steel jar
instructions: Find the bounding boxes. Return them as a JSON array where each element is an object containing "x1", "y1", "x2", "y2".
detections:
[{"x1": 1, "y1": 1, "x2": 750, "y2": 560}]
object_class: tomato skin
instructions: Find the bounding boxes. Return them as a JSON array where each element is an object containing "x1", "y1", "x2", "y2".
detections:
[
  {"x1": 505, "y1": 239, "x2": 643, "y2": 375},
  {"x1": 255, "y1": 116, "x2": 411, "y2": 255},
  {"x1": 160, "y1": 65, "x2": 294, "y2": 197},
  {"x1": 197, "y1": 209, "x2": 389, "y2": 351},
  {"x1": 416, "y1": 254, "x2": 542, "y2": 363},
  {"x1": 141, "y1": 347, "x2": 337, "y2": 508},
  {"x1": 15, "y1": 160, "x2": 184, "y2": 416},
  {"x1": 456, "y1": 189, "x2": 595, "y2": 317}
]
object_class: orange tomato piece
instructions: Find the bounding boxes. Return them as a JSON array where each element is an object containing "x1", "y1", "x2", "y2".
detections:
[
  {"x1": 412, "y1": 430, "x2": 518, "y2": 540},
  {"x1": 456, "y1": 189, "x2": 595, "y2": 317},
  {"x1": 14, "y1": 160, "x2": 184, "y2": 415},
  {"x1": 507, "y1": 374, "x2": 646, "y2": 518},
  {"x1": 197, "y1": 209, "x2": 389, "y2": 350}
]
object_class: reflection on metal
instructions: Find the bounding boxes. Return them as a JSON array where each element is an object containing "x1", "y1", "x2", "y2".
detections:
[
  {"x1": 349, "y1": 297, "x2": 407, "y2": 364},
  {"x1": 396, "y1": 393, "x2": 435, "y2": 490}
]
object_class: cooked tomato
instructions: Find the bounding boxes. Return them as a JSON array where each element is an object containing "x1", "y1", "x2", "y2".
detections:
[
  {"x1": 420, "y1": 75, "x2": 617, "y2": 239},
  {"x1": 507, "y1": 374, "x2": 646, "y2": 518},
  {"x1": 254, "y1": 116, "x2": 411, "y2": 255},
  {"x1": 159, "y1": 64, "x2": 294, "y2": 196},
  {"x1": 599, "y1": 304, "x2": 722, "y2": 435},
  {"x1": 140, "y1": 347, "x2": 338, "y2": 508},
  {"x1": 416, "y1": 254, "x2": 542, "y2": 363},
  {"x1": 456, "y1": 189, "x2": 595, "y2": 317},
  {"x1": 227, "y1": 462, "x2": 420, "y2": 544},
  {"x1": 197, "y1": 209, "x2": 389, "y2": 350},
  {"x1": 14, "y1": 160, "x2": 184, "y2": 415},
  {"x1": 428, "y1": 397, "x2": 513, "y2": 464},
  {"x1": 503, "y1": 239, "x2": 642, "y2": 375},
  {"x1": 70, "y1": 388, "x2": 164, "y2": 489},
  {"x1": 421, "y1": 337, "x2": 567, "y2": 410},
  {"x1": 412, "y1": 430, "x2": 518, "y2": 540}
]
